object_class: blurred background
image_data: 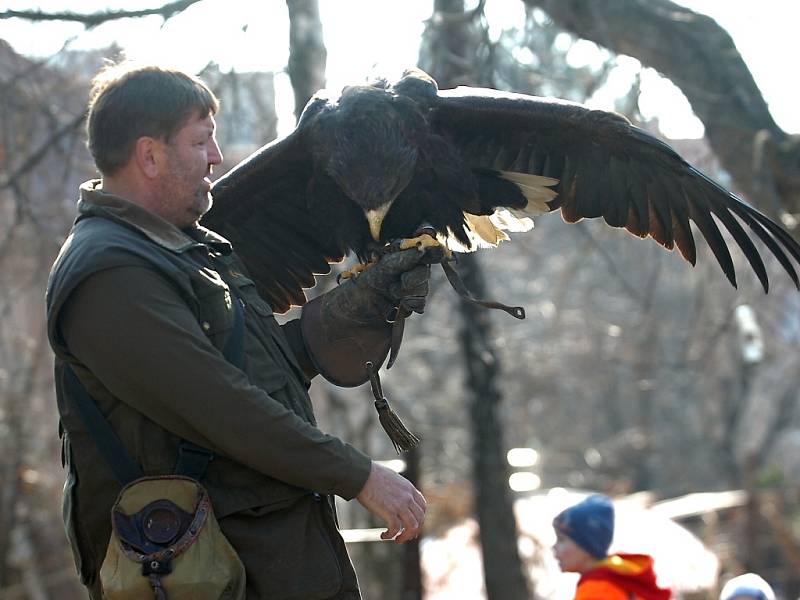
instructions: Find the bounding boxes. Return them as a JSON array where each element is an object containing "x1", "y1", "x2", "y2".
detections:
[{"x1": 2, "y1": 1, "x2": 800, "y2": 598}]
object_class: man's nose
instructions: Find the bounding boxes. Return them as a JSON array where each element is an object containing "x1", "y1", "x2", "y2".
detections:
[{"x1": 209, "y1": 139, "x2": 223, "y2": 166}]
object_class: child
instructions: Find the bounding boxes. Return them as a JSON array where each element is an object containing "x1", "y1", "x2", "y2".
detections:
[
  {"x1": 719, "y1": 573, "x2": 775, "y2": 600},
  {"x1": 552, "y1": 494, "x2": 671, "y2": 600}
]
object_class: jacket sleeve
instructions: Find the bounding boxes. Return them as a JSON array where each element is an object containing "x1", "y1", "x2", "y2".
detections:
[
  {"x1": 58, "y1": 264, "x2": 371, "y2": 500},
  {"x1": 279, "y1": 318, "x2": 319, "y2": 380}
]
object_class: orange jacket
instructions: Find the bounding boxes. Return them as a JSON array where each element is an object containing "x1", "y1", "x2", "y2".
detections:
[{"x1": 574, "y1": 554, "x2": 671, "y2": 600}]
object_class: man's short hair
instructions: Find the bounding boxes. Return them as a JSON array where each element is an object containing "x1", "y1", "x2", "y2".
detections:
[{"x1": 86, "y1": 62, "x2": 220, "y2": 175}]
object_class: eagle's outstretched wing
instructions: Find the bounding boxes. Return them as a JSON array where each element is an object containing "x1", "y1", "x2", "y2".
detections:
[
  {"x1": 204, "y1": 72, "x2": 800, "y2": 316},
  {"x1": 430, "y1": 86, "x2": 800, "y2": 291},
  {"x1": 203, "y1": 99, "x2": 347, "y2": 313}
]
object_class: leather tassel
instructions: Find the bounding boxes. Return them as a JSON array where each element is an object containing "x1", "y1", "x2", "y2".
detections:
[
  {"x1": 149, "y1": 574, "x2": 167, "y2": 600},
  {"x1": 366, "y1": 362, "x2": 420, "y2": 453},
  {"x1": 375, "y1": 396, "x2": 420, "y2": 453}
]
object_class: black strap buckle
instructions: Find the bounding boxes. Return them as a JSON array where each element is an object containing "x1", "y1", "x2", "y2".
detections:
[{"x1": 176, "y1": 441, "x2": 214, "y2": 480}]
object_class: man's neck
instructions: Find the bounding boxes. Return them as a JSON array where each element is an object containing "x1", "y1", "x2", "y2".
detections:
[{"x1": 100, "y1": 174, "x2": 161, "y2": 217}]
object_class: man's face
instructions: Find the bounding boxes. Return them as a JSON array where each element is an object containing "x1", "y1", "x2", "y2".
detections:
[
  {"x1": 154, "y1": 112, "x2": 222, "y2": 228},
  {"x1": 553, "y1": 531, "x2": 597, "y2": 574}
]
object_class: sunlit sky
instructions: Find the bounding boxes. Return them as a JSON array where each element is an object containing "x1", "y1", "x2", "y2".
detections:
[{"x1": 2, "y1": 0, "x2": 798, "y2": 139}]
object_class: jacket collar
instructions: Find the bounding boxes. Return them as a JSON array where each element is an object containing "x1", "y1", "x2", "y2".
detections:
[{"x1": 77, "y1": 179, "x2": 231, "y2": 254}]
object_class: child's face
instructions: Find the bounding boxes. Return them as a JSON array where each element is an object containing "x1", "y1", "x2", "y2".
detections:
[{"x1": 553, "y1": 531, "x2": 597, "y2": 573}]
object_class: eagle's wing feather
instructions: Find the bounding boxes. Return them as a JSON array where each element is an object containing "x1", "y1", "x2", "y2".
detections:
[
  {"x1": 203, "y1": 120, "x2": 346, "y2": 313},
  {"x1": 431, "y1": 87, "x2": 800, "y2": 291}
]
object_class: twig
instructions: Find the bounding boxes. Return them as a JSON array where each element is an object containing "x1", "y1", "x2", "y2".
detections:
[
  {"x1": 0, "y1": 110, "x2": 87, "y2": 191},
  {"x1": 1, "y1": 0, "x2": 205, "y2": 28},
  {"x1": 575, "y1": 224, "x2": 648, "y2": 308}
]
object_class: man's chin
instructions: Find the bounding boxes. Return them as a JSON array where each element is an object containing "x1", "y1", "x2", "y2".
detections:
[{"x1": 194, "y1": 193, "x2": 213, "y2": 220}]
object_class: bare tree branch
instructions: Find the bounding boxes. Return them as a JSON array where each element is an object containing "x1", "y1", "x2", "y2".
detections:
[
  {"x1": 522, "y1": 0, "x2": 800, "y2": 217},
  {"x1": 575, "y1": 224, "x2": 647, "y2": 308},
  {"x1": 286, "y1": 0, "x2": 327, "y2": 120},
  {"x1": 1, "y1": 0, "x2": 205, "y2": 28},
  {"x1": 0, "y1": 110, "x2": 87, "y2": 191}
]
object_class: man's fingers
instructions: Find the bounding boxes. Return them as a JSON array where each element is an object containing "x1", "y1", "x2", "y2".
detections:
[
  {"x1": 395, "y1": 494, "x2": 427, "y2": 543},
  {"x1": 379, "y1": 500, "x2": 425, "y2": 543},
  {"x1": 411, "y1": 498, "x2": 426, "y2": 522},
  {"x1": 394, "y1": 529, "x2": 414, "y2": 543},
  {"x1": 391, "y1": 513, "x2": 419, "y2": 544},
  {"x1": 378, "y1": 507, "x2": 404, "y2": 541},
  {"x1": 381, "y1": 525, "x2": 400, "y2": 540}
]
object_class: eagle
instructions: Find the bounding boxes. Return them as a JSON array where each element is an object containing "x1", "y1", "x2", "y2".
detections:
[{"x1": 204, "y1": 68, "x2": 800, "y2": 315}]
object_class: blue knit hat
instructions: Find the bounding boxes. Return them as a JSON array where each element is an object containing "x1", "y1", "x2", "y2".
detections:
[
  {"x1": 719, "y1": 573, "x2": 775, "y2": 600},
  {"x1": 553, "y1": 494, "x2": 614, "y2": 559}
]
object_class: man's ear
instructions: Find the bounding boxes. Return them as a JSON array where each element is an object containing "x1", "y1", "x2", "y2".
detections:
[{"x1": 134, "y1": 136, "x2": 162, "y2": 179}]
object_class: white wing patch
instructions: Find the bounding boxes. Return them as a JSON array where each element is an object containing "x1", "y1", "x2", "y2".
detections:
[
  {"x1": 437, "y1": 171, "x2": 559, "y2": 253},
  {"x1": 498, "y1": 171, "x2": 559, "y2": 215}
]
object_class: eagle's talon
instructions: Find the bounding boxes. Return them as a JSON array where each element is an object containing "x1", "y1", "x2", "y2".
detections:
[
  {"x1": 394, "y1": 233, "x2": 452, "y2": 259},
  {"x1": 338, "y1": 260, "x2": 376, "y2": 282},
  {"x1": 397, "y1": 233, "x2": 439, "y2": 251}
]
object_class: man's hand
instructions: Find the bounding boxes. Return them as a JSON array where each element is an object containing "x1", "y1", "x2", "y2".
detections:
[{"x1": 356, "y1": 461, "x2": 427, "y2": 543}]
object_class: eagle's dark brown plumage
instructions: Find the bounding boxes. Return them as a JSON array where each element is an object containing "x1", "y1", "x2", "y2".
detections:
[{"x1": 203, "y1": 68, "x2": 800, "y2": 313}]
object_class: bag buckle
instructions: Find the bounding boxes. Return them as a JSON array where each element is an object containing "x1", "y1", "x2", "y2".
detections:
[{"x1": 176, "y1": 441, "x2": 214, "y2": 480}]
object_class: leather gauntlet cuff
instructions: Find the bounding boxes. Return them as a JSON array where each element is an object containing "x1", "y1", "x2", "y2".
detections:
[{"x1": 300, "y1": 292, "x2": 392, "y2": 388}]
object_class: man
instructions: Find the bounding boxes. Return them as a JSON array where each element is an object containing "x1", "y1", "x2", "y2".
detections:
[
  {"x1": 552, "y1": 494, "x2": 671, "y2": 600},
  {"x1": 46, "y1": 63, "x2": 430, "y2": 599}
]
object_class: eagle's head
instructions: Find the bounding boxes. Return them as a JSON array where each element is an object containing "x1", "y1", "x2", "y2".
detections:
[{"x1": 321, "y1": 85, "x2": 420, "y2": 243}]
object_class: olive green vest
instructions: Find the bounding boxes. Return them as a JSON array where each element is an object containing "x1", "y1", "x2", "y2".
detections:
[{"x1": 46, "y1": 200, "x2": 320, "y2": 585}]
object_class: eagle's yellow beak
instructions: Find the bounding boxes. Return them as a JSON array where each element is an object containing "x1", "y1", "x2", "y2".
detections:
[{"x1": 365, "y1": 204, "x2": 393, "y2": 242}]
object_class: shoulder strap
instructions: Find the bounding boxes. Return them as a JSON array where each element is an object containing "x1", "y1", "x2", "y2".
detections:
[
  {"x1": 64, "y1": 366, "x2": 144, "y2": 484},
  {"x1": 66, "y1": 297, "x2": 245, "y2": 484}
]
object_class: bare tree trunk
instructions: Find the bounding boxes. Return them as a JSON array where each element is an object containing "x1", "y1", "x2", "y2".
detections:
[
  {"x1": 0, "y1": 390, "x2": 23, "y2": 588},
  {"x1": 522, "y1": 0, "x2": 800, "y2": 217},
  {"x1": 0, "y1": 250, "x2": 48, "y2": 590},
  {"x1": 419, "y1": 2, "x2": 531, "y2": 598},
  {"x1": 286, "y1": 0, "x2": 327, "y2": 120},
  {"x1": 401, "y1": 448, "x2": 422, "y2": 600},
  {"x1": 458, "y1": 253, "x2": 530, "y2": 600}
]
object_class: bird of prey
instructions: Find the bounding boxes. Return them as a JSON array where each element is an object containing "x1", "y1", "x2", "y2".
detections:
[{"x1": 204, "y1": 68, "x2": 800, "y2": 315}]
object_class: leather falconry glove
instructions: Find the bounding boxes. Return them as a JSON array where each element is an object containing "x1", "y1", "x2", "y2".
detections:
[{"x1": 300, "y1": 247, "x2": 437, "y2": 387}]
